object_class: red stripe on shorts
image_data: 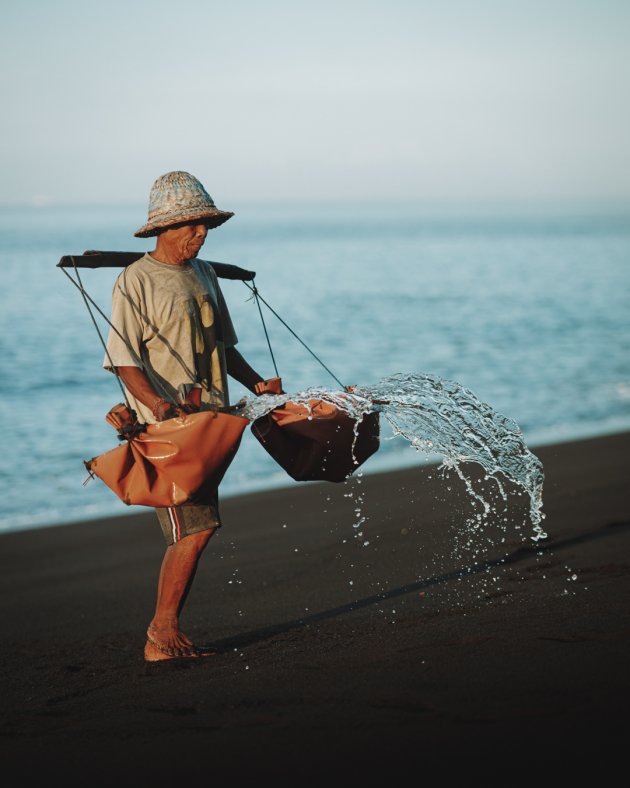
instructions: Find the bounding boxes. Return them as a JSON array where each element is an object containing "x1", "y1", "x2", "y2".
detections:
[{"x1": 168, "y1": 507, "x2": 182, "y2": 543}]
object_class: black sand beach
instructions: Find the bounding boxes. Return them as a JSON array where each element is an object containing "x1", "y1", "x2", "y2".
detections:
[{"x1": 1, "y1": 431, "x2": 629, "y2": 783}]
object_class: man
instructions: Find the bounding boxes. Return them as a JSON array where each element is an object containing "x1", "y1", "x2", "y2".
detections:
[{"x1": 104, "y1": 171, "x2": 277, "y2": 662}]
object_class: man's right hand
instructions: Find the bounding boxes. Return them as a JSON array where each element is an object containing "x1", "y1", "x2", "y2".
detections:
[
  {"x1": 116, "y1": 367, "x2": 183, "y2": 422},
  {"x1": 152, "y1": 398, "x2": 180, "y2": 422}
]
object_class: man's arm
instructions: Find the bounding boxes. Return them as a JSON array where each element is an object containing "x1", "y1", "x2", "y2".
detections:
[
  {"x1": 116, "y1": 366, "x2": 177, "y2": 421},
  {"x1": 224, "y1": 347, "x2": 265, "y2": 394},
  {"x1": 225, "y1": 347, "x2": 284, "y2": 395},
  {"x1": 118, "y1": 350, "x2": 280, "y2": 420}
]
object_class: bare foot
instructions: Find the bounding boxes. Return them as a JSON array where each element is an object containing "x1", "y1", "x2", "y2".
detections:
[{"x1": 144, "y1": 624, "x2": 216, "y2": 662}]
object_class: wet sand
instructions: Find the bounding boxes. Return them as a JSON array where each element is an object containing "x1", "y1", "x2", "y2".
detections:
[{"x1": 1, "y1": 431, "x2": 629, "y2": 783}]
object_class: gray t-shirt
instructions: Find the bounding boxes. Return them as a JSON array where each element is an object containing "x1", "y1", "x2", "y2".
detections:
[{"x1": 104, "y1": 253, "x2": 237, "y2": 424}]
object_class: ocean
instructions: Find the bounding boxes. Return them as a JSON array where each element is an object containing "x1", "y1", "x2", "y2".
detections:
[{"x1": 1, "y1": 201, "x2": 629, "y2": 535}]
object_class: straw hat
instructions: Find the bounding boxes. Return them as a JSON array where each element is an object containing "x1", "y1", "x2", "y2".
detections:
[{"x1": 134, "y1": 171, "x2": 234, "y2": 238}]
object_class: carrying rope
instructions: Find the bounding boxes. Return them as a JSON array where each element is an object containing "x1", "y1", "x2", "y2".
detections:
[
  {"x1": 243, "y1": 281, "x2": 347, "y2": 391},
  {"x1": 251, "y1": 284, "x2": 279, "y2": 379},
  {"x1": 60, "y1": 262, "x2": 177, "y2": 408},
  {"x1": 63, "y1": 260, "x2": 131, "y2": 409}
]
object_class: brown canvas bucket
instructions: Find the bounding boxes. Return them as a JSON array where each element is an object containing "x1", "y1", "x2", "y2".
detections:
[
  {"x1": 85, "y1": 409, "x2": 249, "y2": 507},
  {"x1": 251, "y1": 399, "x2": 379, "y2": 483}
]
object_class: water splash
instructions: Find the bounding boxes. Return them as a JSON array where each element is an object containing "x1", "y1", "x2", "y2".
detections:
[
  {"x1": 240, "y1": 387, "x2": 372, "y2": 424},
  {"x1": 240, "y1": 371, "x2": 546, "y2": 541}
]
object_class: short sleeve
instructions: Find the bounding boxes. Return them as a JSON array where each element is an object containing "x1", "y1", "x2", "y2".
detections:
[{"x1": 102, "y1": 270, "x2": 145, "y2": 370}]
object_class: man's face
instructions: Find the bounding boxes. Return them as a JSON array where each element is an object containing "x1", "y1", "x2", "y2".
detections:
[{"x1": 161, "y1": 222, "x2": 208, "y2": 261}]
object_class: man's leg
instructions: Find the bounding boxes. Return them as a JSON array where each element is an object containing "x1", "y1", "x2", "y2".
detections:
[{"x1": 144, "y1": 527, "x2": 216, "y2": 661}]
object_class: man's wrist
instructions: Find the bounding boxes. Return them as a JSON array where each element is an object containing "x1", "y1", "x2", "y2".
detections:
[
  {"x1": 151, "y1": 397, "x2": 165, "y2": 419},
  {"x1": 151, "y1": 397, "x2": 177, "y2": 421}
]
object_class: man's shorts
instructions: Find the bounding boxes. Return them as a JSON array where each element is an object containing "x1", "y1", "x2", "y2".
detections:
[{"x1": 155, "y1": 488, "x2": 221, "y2": 546}]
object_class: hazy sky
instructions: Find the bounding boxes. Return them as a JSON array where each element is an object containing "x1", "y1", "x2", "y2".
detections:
[{"x1": 1, "y1": 0, "x2": 629, "y2": 205}]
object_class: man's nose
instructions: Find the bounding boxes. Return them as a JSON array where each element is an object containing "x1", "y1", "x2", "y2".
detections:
[{"x1": 194, "y1": 224, "x2": 208, "y2": 239}]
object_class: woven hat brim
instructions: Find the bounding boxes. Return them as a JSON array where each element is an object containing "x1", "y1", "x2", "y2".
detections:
[{"x1": 134, "y1": 209, "x2": 234, "y2": 238}]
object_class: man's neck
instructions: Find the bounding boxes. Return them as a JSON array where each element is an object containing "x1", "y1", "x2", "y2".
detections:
[{"x1": 150, "y1": 240, "x2": 189, "y2": 266}]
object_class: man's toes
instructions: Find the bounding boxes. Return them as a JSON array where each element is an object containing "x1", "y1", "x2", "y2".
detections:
[{"x1": 196, "y1": 644, "x2": 218, "y2": 657}]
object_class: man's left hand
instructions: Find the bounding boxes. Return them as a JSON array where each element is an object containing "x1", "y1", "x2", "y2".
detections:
[{"x1": 254, "y1": 377, "x2": 284, "y2": 395}]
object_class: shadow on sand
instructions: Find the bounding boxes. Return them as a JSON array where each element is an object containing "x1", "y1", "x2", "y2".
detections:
[{"x1": 209, "y1": 519, "x2": 630, "y2": 653}]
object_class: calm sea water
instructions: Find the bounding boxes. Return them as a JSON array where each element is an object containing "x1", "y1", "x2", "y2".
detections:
[{"x1": 1, "y1": 201, "x2": 629, "y2": 534}]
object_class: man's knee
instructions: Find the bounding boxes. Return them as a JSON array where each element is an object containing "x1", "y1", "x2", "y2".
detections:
[
  {"x1": 192, "y1": 527, "x2": 216, "y2": 550},
  {"x1": 175, "y1": 526, "x2": 216, "y2": 554}
]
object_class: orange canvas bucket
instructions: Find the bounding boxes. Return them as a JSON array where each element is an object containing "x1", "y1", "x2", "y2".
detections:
[
  {"x1": 251, "y1": 399, "x2": 379, "y2": 482},
  {"x1": 85, "y1": 409, "x2": 249, "y2": 507}
]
